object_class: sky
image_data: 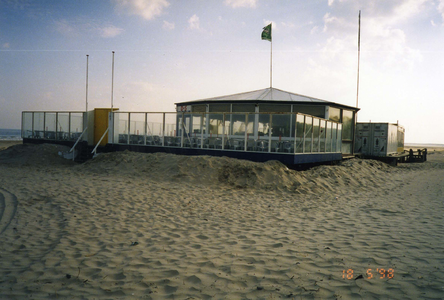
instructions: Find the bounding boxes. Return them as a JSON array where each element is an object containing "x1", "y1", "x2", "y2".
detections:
[{"x1": 1, "y1": 0, "x2": 444, "y2": 144}]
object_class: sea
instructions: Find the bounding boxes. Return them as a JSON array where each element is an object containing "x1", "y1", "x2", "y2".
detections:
[{"x1": 0, "y1": 129, "x2": 22, "y2": 141}]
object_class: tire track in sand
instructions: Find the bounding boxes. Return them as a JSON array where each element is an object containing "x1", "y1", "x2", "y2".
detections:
[{"x1": 0, "y1": 188, "x2": 17, "y2": 235}]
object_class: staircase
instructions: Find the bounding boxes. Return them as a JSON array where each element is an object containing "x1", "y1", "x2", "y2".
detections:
[{"x1": 74, "y1": 142, "x2": 93, "y2": 163}]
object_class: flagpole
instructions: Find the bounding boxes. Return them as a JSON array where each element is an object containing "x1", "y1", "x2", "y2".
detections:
[
  {"x1": 356, "y1": 11, "x2": 361, "y2": 110},
  {"x1": 85, "y1": 54, "x2": 89, "y2": 112},
  {"x1": 270, "y1": 37, "x2": 272, "y2": 88},
  {"x1": 261, "y1": 23, "x2": 272, "y2": 88},
  {"x1": 111, "y1": 51, "x2": 115, "y2": 111},
  {"x1": 353, "y1": 10, "x2": 361, "y2": 155}
]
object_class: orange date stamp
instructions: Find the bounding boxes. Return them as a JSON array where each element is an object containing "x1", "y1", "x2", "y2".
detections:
[{"x1": 342, "y1": 268, "x2": 394, "y2": 280}]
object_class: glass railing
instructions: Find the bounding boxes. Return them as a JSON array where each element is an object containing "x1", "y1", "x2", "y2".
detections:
[
  {"x1": 21, "y1": 111, "x2": 85, "y2": 142},
  {"x1": 111, "y1": 112, "x2": 342, "y2": 154}
]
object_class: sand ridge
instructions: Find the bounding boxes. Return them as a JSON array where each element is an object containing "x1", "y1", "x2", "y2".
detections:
[{"x1": 0, "y1": 144, "x2": 444, "y2": 299}]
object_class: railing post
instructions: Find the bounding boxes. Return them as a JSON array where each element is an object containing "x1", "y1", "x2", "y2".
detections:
[
  {"x1": 302, "y1": 115, "x2": 306, "y2": 153},
  {"x1": 144, "y1": 113, "x2": 147, "y2": 145},
  {"x1": 269, "y1": 114, "x2": 272, "y2": 153},
  {"x1": 68, "y1": 112, "x2": 72, "y2": 139},
  {"x1": 293, "y1": 113, "x2": 297, "y2": 154},
  {"x1": 222, "y1": 113, "x2": 225, "y2": 150},
  {"x1": 162, "y1": 113, "x2": 165, "y2": 146},
  {"x1": 200, "y1": 113, "x2": 204, "y2": 148},
  {"x1": 57, "y1": 113, "x2": 60, "y2": 140},
  {"x1": 244, "y1": 113, "x2": 248, "y2": 151},
  {"x1": 127, "y1": 112, "x2": 130, "y2": 144},
  {"x1": 31, "y1": 112, "x2": 34, "y2": 138},
  {"x1": 43, "y1": 112, "x2": 46, "y2": 139}
]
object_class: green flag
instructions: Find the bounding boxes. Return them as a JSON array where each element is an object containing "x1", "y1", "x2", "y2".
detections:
[{"x1": 261, "y1": 23, "x2": 272, "y2": 42}]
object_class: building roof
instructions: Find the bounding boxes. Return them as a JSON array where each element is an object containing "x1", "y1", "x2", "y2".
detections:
[{"x1": 176, "y1": 87, "x2": 359, "y2": 111}]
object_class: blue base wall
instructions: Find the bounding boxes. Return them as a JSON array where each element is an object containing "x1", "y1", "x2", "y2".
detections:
[
  {"x1": 106, "y1": 144, "x2": 342, "y2": 166},
  {"x1": 22, "y1": 138, "x2": 343, "y2": 166}
]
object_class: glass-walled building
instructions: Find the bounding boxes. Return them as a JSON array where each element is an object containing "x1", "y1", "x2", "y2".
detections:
[
  {"x1": 20, "y1": 88, "x2": 359, "y2": 165},
  {"x1": 175, "y1": 87, "x2": 359, "y2": 155}
]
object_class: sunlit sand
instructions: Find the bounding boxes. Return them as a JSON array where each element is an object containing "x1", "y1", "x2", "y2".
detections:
[{"x1": 1, "y1": 143, "x2": 443, "y2": 299}]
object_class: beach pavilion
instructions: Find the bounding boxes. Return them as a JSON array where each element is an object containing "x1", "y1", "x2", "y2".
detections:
[
  {"x1": 21, "y1": 87, "x2": 360, "y2": 166},
  {"x1": 175, "y1": 87, "x2": 359, "y2": 155}
]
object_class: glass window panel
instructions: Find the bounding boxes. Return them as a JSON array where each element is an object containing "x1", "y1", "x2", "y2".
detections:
[
  {"x1": 181, "y1": 113, "x2": 195, "y2": 147},
  {"x1": 312, "y1": 118, "x2": 320, "y2": 152},
  {"x1": 191, "y1": 105, "x2": 206, "y2": 112},
  {"x1": 117, "y1": 113, "x2": 129, "y2": 144},
  {"x1": 129, "y1": 113, "x2": 145, "y2": 145},
  {"x1": 290, "y1": 114, "x2": 296, "y2": 138},
  {"x1": 294, "y1": 105, "x2": 326, "y2": 118},
  {"x1": 226, "y1": 113, "x2": 246, "y2": 150},
  {"x1": 232, "y1": 104, "x2": 255, "y2": 112},
  {"x1": 45, "y1": 113, "x2": 56, "y2": 139},
  {"x1": 304, "y1": 116, "x2": 313, "y2": 153},
  {"x1": 342, "y1": 110, "x2": 353, "y2": 140},
  {"x1": 337, "y1": 123, "x2": 342, "y2": 152},
  {"x1": 319, "y1": 120, "x2": 326, "y2": 152},
  {"x1": 223, "y1": 114, "x2": 230, "y2": 139},
  {"x1": 164, "y1": 113, "x2": 180, "y2": 146},
  {"x1": 146, "y1": 113, "x2": 165, "y2": 145},
  {"x1": 246, "y1": 114, "x2": 254, "y2": 135},
  {"x1": 165, "y1": 113, "x2": 178, "y2": 137},
  {"x1": 326, "y1": 121, "x2": 332, "y2": 152},
  {"x1": 331, "y1": 123, "x2": 337, "y2": 152},
  {"x1": 231, "y1": 114, "x2": 247, "y2": 136},
  {"x1": 70, "y1": 113, "x2": 84, "y2": 141},
  {"x1": 57, "y1": 113, "x2": 70, "y2": 140},
  {"x1": 209, "y1": 104, "x2": 230, "y2": 112},
  {"x1": 22, "y1": 112, "x2": 33, "y2": 138},
  {"x1": 329, "y1": 107, "x2": 341, "y2": 122},
  {"x1": 295, "y1": 114, "x2": 304, "y2": 153},
  {"x1": 259, "y1": 104, "x2": 291, "y2": 112},
  {"x1": 33, "y1": 112, "x2": 45, "y2": 138},
  {"x1": 227, "y1": 136, "x2": 245, "y2": 150},
  {"x1": 271, "y1": 114, "x2": 291, "y2": 138},
  {"x1": 258, "y1": 114, "x2": 271, "y2": 137},
  {"x1": 209, "y1": 113, "x2": 224, "y2": 136},
  {"x1": 190, "y1": 113, "x2": 203, "y2": 135}
]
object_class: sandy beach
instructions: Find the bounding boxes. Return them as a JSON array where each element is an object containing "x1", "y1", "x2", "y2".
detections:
[
  {"x1": 1, "y1": 143, "x2": 444, "y2": 299},
  {"x1": 0, "y1": 140, "x2": 22, "y2": 151}
]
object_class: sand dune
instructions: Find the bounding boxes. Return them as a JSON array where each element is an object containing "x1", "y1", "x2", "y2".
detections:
[{"x1": 1, "y1": 144, "x2": 444, "y2": 299}]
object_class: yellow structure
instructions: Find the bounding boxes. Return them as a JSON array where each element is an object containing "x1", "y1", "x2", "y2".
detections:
[{"x1": 94, "y1": 108, "x2": 118, "y2": 146}]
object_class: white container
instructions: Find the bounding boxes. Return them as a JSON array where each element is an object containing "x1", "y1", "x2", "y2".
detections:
[{"x1": 355, "y1": 123, "x2": 405, "y2": 156}]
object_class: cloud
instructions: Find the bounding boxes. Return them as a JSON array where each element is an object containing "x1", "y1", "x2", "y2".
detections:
[
  {"x1": 100, "y1": 25, "x2": 124, "y2": 38},
  {"x1": 113, "y1": 0, "x2": 170, "y2": 20},
  {"x1": 392, "y1": 0, "x2": 429, "y2": 23},
  {"x1": 53, "y1": 19, "x2": 124, "y2": 39},
  {"x1": 327, "y1": 0, "x2": 347, "y2": 7},
  {"x1": 322, "y1": 12, "x2": 350, "y2": 33},
  {"x1": 320, "y1": 1, "x2": 425, "y2": 72},
  {"x1": 54, "y1": 19, "x2": 78, "y2": 37},
  {"x1": 224, "y1": 0, "x2": 257, "y2": 8},
  {"x1": 310, "y1": 26, "x2": 319, "y2": 34},
  {"x1": 438, "y1": 0, "x2": 444, "y2": 23},
  {"x1": 188, "y1": 14, "x2": 200, "y2": 30},
  {"x1": 280, "y1": 21, "x2": 295, "y2": 28},
  {"x1": 162, "y1": 20, "x2": 175, "y2": 30}
]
